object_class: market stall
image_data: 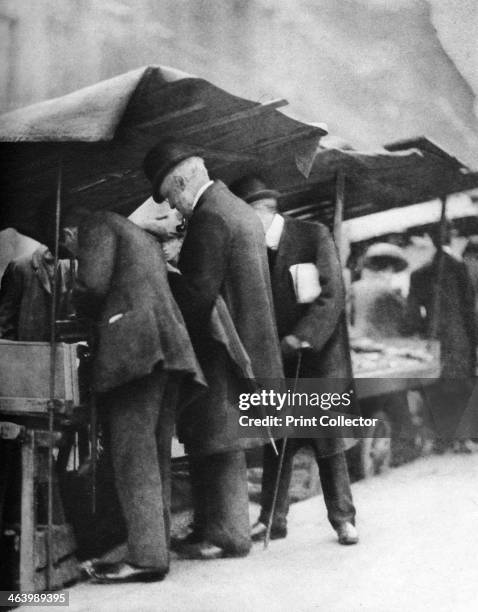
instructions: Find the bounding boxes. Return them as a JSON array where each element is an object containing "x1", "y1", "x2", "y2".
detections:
[
  {"x1": 279, "y1": 137, "x2": 478, "y2": 477},
  {"x1": 0, "y1": 65, "x2": 327, "y2": 592}
]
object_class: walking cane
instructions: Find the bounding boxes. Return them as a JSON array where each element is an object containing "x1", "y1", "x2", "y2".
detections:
[{"x1": 264, "y1": 346, "x2": 304, "y2": 549}]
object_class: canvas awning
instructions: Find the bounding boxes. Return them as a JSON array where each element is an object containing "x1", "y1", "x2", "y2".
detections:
[
  {"x1": 0, "y1": 65, "x2": 324, "y2": 244},
  {"x1": 278, "y1": 137, "x2": 478, "y2": 225}
]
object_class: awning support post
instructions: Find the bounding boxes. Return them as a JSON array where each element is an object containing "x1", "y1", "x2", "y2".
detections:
[{"x1": 334, "y1": 170, "x2": 345, "y2": 254}]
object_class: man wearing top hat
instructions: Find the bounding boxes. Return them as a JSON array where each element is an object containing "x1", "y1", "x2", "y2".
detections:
[
  {"x1": 143, "y1": 142, "x2": 283, "y2": 559},
  {"x1": 230, "y1": 175, "x2": 358, "y2": 546}
]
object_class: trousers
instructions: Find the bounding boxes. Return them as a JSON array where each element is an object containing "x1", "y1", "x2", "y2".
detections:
[
  {"x1": 103, "y1": 368, "x2": 177, "y2": 570},
  {"x1": 259, "y1": 440, "x2": 356, "y2": 530},
  {"x1": 189, "y1": 450, "x2": 251, "y2": 555}
]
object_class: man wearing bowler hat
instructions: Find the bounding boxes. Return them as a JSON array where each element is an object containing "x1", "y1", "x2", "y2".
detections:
[
  {"x1": 230, "y1": 175, "x2": 358, "y2": 546},
  {"x1": 143, "y1": 142, "x2": 283, "y2": 559}
]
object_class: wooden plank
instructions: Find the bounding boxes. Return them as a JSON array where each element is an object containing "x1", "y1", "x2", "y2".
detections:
[
  {"x1": 68, "y1": 343, "x2": 80, "y2": 406},
  {"x1": 172, "y1": 98, "x2": 288, "y2": 138},
  {"x1": 34, "y1": 525, "x2": 77, "y2": 570},
  {"x1": 0, "y1": 421, "x2": 25, "y2": 440},
  {"x1": 429, "y1": 196, "x2": 448, "y2": 344},
  {"x1": 0, "y1": 398, "x2": 72, "y2": 416},
  {"x1": 245, "y1": 126, "x2": 320, "y2": 153},
  {"x1": 133, "y1": 102, "x2": 205, "y2": 130},
  {"x1": 0, "y1": 340, "x2": 79, "y2": 404},
  {"x1": 333, "y1": 170, "x2": 345, "y2": 251},
  {"x1": 34, "y1": 430, "x2": 63, "y2": 448},
  {"x1": 35, "y1": 446, "x2": 65, "y2": 525},
  {"x1": 284, "y1": 203, "x2": 320, "y2": 217},
  {"x1": 19, "y1": 430, "x2": 35, "y2": 591},
  {"x1": 34, "y1": 554, "x2": 80, "y2": 591},
  {"x1": 0, "y1": 439, "x2": 16, "y2": 534}
]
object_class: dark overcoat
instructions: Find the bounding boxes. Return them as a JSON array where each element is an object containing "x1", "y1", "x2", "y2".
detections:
[
  {"x1": 174, "y1": 181, "x2": 283, "y2": 455},
  {"x1": 407, "y1": 251, "x2": 477, "y2": 378},
  {"x1": 74, "y1": 211, "x2": 205, "y2": 397},
  {"x1": 0, "y1": 247, "x2": 72, "y2": 341},
  {"x1": 270, "y1": 217, "x2": 358, "y2": 456}
]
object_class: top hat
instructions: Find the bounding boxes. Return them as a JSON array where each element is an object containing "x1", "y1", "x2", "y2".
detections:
[
  {"x1": 363, "y1": 242, "x2": 408, "y2": 272},
  {"x1": 229, "y1": 175, "x2": 280, "y2": 204},
  {"x1": 143, "y1": 141, "x2": 207, "y2": 202}
]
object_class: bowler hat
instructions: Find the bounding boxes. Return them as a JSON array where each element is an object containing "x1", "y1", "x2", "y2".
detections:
[
  {"x1": 229, "y1": 175, "x2": 280, "y2": 204},
  {"x1": 143, "y1": 141, "x2": 206, "y2": 202}
]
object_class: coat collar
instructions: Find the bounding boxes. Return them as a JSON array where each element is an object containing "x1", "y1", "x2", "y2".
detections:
[
  {"x1": 30, "y1": 246, "x2": 71, "y2": 296},
  {"x1": 31, "y1": 246, "x2": 55, "y2": 295},
  {"x1": 272, "y1": 217, "x2": 296, "y2": 280},
  {"x1": 265, "y1": 214, "x2": 285, "y2": 250},
  {"x1": 194, "y1": 180, "x2": 223, "y2": 211},
  {"x1": 192, "y1": 180, "x2": 214, "y2": 210}
]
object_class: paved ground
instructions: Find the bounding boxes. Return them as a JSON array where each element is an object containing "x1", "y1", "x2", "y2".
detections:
[{"x1": 19, "y1": 452, "x2": 478, "y2": 612}]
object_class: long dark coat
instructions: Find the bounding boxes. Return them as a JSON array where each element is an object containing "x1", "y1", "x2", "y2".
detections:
[
  {"x1": 174, "y1": 181, "x2": 283, "y2": 456},
  {"x1": 407, "y1": 251, "x2": 477, "y2": 378},
  {"x1": 74, "y1": 211, "x2": 205, "y2": 398},
  {"x1": 407, "y1": 251, "x2": 476, "y2": 438},
  {"x1": 270, "y1": 217, "x2": 358, "y2": 456}
]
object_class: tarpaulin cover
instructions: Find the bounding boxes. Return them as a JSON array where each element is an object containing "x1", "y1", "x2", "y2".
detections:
[
  {"x1": 0, "y1": 65, "x2": 324, "y2": 243},
  {"x1": 280, "y1": 138, "x2": 478, "y2": 224}
]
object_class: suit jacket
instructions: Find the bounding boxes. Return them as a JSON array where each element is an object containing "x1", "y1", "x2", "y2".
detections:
[
  {"x1": 269, "y1": 217, "x2": 357, "y2": 456},
  {"x1": 177, "y1": 181, "x2": 283, "y2": 380},
  {"x1": 174, "y1": 181, "x2": 283, "y2": 455},
  {"x1": 407, "y1": 251, "x2": 477, "y2": 378},
  {"x1": 0, "y1": 246, "x2": 73, "y2": 341},
  {"x1": 74, "y1": 211, "x2": 205, "y2": 397},
  {"x1": 272, "y1": 217, "x2": 353, "y2": 378}
]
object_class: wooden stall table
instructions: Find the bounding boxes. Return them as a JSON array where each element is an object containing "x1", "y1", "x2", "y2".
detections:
[
  {"x1": 0, "y1": 340, "x2": 83, "y2": 591},
  {"x1": 348, "y1": 337, "x2": 440, "y2": 478}
]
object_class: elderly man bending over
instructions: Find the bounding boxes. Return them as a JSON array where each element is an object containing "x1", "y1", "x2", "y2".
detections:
[{"x1": 143, "y1": 142, "x2": 283, "y2": 559}]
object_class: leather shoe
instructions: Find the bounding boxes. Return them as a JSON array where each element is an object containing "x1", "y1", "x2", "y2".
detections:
[
  {"x1": 175, "y1": 539, "x2": 250, "y2": 560},
  {"x1": 251, "y1": 520, "x2": 287, "y2": 542},
  {"x1": 170, "y1": 530, "x2": 203, "y2": 552},
  {"x1": 88, "y1": 561, "x2": 168, "y2": 584},
  {"x1": 336, "y1": 522, "x2": 359, "y2": 545},
  {"x1": 174, "y1": 540, "x2": 226, "y2": 560}
]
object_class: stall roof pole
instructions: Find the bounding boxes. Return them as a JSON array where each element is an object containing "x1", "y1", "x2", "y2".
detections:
[
  {"x1": 429, "y1": 195, "x2": 448, "y2": 343},
  {"x1": 47, "y1": 159, "x2": 62, "y2": 590},
  {"x1": 334, "y1": 171, "x2": 345, "y2": 252}
]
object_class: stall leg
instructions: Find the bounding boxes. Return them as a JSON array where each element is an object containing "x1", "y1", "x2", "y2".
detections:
[{"x1": 20, "y1": 431, "x2": 35, "y2": 592}]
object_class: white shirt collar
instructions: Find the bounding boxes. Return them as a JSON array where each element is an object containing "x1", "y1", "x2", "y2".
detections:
[
  {"x1": 265, "y1": 214, "x2": 284, "y2": 250},
  {"x1": 192, "y1": 180, "x2": 214, "y2": 209}
]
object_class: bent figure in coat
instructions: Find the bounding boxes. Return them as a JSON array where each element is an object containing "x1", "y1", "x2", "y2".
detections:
[
  {"x1": 60, "y1": 209, "x2": 205, "y2": 583},
  {"x1": 143, "y1": 142, "x2": 283, "y2": 560}
]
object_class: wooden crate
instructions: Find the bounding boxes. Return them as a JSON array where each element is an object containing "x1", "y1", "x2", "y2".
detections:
[
  {"x1": 3, "y1": 525, "x2": 80, "y2": 592},
  {"x1": 0, "y1": 341, "x2": 80, "y2": 416},
  {"x1": 1, "y1": 426, "x2": 81, "y2": 592},
  {"x1": 33, "y1": 525, "x2": 80, "y2": 591}
]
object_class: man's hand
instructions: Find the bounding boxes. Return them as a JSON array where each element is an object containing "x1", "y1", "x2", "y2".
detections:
[
  {"x1": 281, "y1": 334, "x2": 303, "y2": 356},
  {"x1": 281, "y1": 335, "x2": 312, "y2": 356}
]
